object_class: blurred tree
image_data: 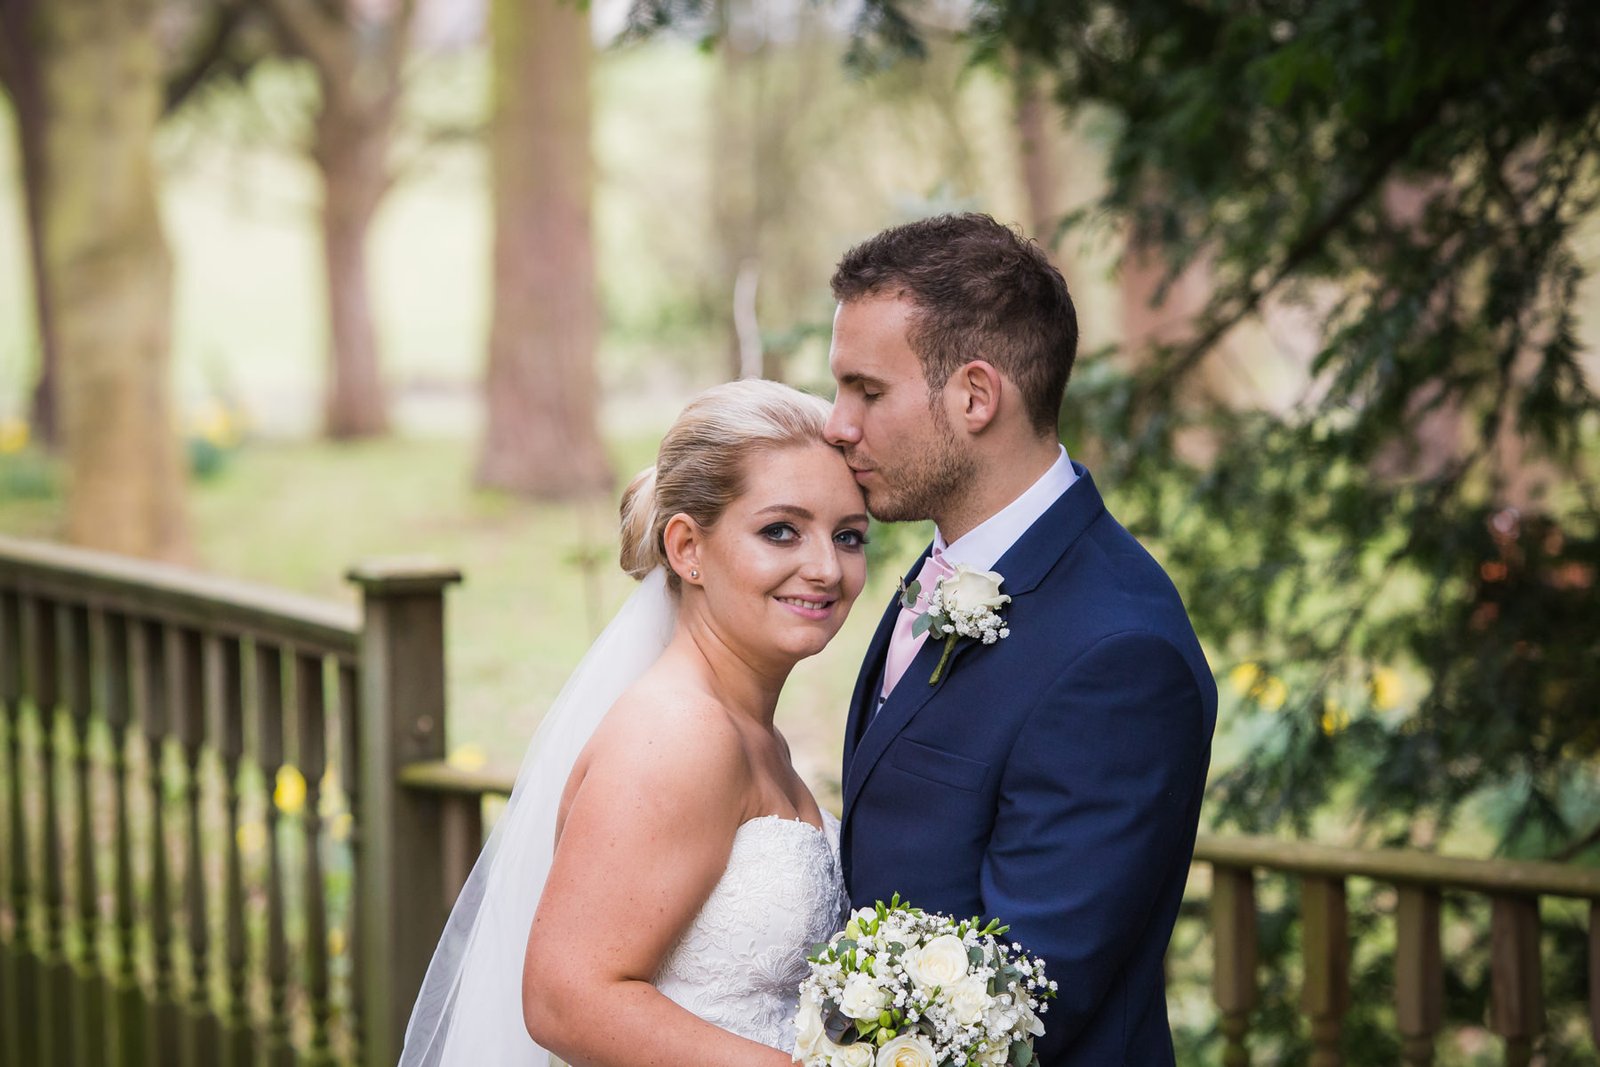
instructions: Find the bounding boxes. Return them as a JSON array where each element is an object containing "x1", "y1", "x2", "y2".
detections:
[
  {"x1": 257, "y1": 0, "x2": 417, "y2": 439},
  {"x1": 475, "y1": 0, "x2": 612, "y2": 497},
  {"x1": 708, "y1": 0, "x2": 838, "y2": 382},
  {"x1": 0, "y1": 0, "x2": 58, "y2": 445},
  {"x1": 20, "y1": 0, "x2": 192, "y2": 559},
  {"x1": 2, "y1": 0, "x2": 265, "y2": 450}
]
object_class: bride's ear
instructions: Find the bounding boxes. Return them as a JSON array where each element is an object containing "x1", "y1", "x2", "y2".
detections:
[{"x1": 662, "y1": 513, "x2": 705, "y2": 587}]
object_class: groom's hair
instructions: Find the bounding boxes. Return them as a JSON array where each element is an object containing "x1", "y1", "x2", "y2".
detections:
[{"x1": 831, "y1": 213, "x2": 1078, "y2": 436}]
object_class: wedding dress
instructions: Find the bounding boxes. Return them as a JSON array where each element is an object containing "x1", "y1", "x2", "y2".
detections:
[
  {"x1": 653, "y1": 812, "x2": 847, "y2": 1050},
  {"x1": 400, "y1": 569, "x2": 846, "y2": 1065}
]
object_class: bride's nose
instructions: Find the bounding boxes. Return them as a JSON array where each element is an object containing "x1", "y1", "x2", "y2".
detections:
[{"x1": 797, "y1": 538, "x2": 843, "y2": 587}]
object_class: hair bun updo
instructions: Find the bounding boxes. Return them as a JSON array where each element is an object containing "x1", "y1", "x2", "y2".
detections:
[
  {"x1": 618, "y1": 465, "x2": 662, "y2": 580},
  {"x1": 614, "y1": 379, "x2": 833, "y2": 589}
]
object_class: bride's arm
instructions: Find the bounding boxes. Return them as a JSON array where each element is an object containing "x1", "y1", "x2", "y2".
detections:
[{"x1": 522, "y1": 697, "x2": 799, "y2": 1067}]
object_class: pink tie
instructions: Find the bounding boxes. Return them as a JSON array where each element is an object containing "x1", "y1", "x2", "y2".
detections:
[{"x1": 881, "y1": 549, "x2": 954, "y2": 701}]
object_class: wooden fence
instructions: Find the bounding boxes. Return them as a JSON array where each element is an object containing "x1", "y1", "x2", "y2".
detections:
[
  {"x1": 0, "y1": 535, "x2": 459, "y2": 1067},
  {"x1": 2, "y1": 534, "x2": 1598, "y2": 1066}
]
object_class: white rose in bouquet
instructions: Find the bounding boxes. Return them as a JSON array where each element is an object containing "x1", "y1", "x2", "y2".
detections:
[
  {"x1": 795, "y1": 991, "x2": 827, "y2": 1059},
  {"x1": 831, "y1": 1043, "x2": 876, "y2": 1067},
  {"x1": 839, "y1": 973, "x2": 891, "y2": 1020},
  {"x1": 904, "y1": 934, "x2": 970, "y2": 991},
  {"x1": 874, "y1": 1034, "x2": 938, "y2": 1067},
  {"x1": 947, "y1": 975, "x2": 992, "y2": 1026}
]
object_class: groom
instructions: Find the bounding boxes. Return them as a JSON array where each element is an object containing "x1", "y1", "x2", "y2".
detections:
[{"x1": 828, "y1": 214, "x2": 1217, "y2": 1067}]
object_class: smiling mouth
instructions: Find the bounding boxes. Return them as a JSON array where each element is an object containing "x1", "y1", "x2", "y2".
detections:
[{"x1": 776, "y1": 595, "x2": 836, "y2": 614}]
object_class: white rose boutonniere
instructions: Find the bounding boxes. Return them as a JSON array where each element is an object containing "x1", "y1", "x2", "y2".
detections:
[{"x1": 901, "y1": 563, "x2": 1012, "y2": 684}]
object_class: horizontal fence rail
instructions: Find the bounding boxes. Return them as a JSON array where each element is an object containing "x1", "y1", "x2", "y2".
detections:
[
  {"x1": 5, "y1": 533, "x2": 1598, "y2": 1067},
  {"x1": 402, "y1": 762, "x2": 1600, "y2": 1067},
  {"x1": 0, "y1": 537, "x2": 459, "y2": 1067}
]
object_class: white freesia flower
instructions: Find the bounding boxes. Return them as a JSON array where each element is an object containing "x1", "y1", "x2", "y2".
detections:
[
  {"x1": 904, "y1": 934, "x2": 970, "y2": 991},
  {"x1": 840, "y1": 973, "x2": 891, "y2": 1019},
  {"x1": 875, "y1": 1033, "x2": 938, "y2": 1067},
  {"x1": 832, "y1": 1042, "x2": 876, "y2": 1067},
  {"x1": 941, "y1": 565, "x2": 1010, "y2": 613},
  {"x1": 878, "y1": 921, "x2": 915, "y2": 947},
  {"x1": 1019, "y1": 998, "x2": 1046, "y2": 1037}
]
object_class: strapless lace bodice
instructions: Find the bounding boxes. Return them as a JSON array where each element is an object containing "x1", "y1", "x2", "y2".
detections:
[{"x1": 653, "y1": 812, "x2": 847, "y2": 1052}]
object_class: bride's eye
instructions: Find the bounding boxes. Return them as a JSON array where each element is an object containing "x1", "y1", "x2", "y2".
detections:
[
  {"x1": 760, "y1": 523, "x2": 799, "y2": 544},
  {"x1": 834, "y1": 528, "x2": 869, "y2": 549}
]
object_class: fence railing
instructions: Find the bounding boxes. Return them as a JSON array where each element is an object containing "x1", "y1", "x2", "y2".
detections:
[
  {"x1": 0, "y1": 535, "x2": 459, "y2": 1067},
  {"x1": 3, "y1": 534, "x2": 1597, "y2": 1067},
  {"x1": 397, "y1": 774, "x2": 1600, "y2": 1067}
]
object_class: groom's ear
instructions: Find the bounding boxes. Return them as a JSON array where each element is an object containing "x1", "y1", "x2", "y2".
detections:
[
  {"x1": 662, "y1": 513, "x2": 704, "y2": 586},
  {"x1": 954, "y1": 360, "x2": 1004, "y2": 434}
]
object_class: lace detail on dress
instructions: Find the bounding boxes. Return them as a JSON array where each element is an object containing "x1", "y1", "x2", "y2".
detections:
[{"x1": 653, "y1": 811, "x2": 847, "y2": 1053}]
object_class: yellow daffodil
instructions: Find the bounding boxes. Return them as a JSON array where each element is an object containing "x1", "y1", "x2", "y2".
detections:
[
  {"x1": 1320, "y1": 700, "x2": 1351, "y2": 736},
  {"x1": 0, "y1": 419, "x2": 29, "y2": 455},
  {"x1": 1370, "y1": 667, "x2": 1404, "y2": 711},
  {"x1": 274, "y1": 766, "x2": 307, "y2": 814}
]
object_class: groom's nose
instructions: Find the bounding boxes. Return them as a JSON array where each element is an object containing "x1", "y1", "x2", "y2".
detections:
[{"x1": 825, "y1": 401, "x2": 860, "y2": 447}]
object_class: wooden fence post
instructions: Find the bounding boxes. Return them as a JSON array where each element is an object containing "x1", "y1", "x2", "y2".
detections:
[
  {"x1": 348, "y1": 561, "x2": 461, "y2": 1067},
  {"x1": 1301, "y1": 875, "x2": 1349, "y2": 1067},
  {"x1": 1395, "y1": 885, "x2": 1443, "y2": 1067},
  {"x1": 1213, "y1": 863, "x2": 1259, "y2": 1067},
  {"x1": 1489, "y1": 894, "x2": 1543, "y2": 1067}
]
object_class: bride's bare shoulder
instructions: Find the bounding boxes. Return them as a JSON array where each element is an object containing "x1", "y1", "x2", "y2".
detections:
[{"x1": 580, "y1": 678, "x2": 752, "y2": 805}]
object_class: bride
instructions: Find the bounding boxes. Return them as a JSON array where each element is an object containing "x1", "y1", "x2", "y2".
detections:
[{"x1": 400, "y1": 379, "x2": 867, "y2": 1066}]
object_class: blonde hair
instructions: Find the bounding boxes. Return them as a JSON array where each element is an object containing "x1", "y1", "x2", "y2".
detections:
[{"x1": 619, "y1": 380, "x2": 833, "y2": 586}]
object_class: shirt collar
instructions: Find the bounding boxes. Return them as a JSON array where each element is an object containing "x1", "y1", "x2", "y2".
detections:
[{"x1": 933, "y1": 445, "x2": 1077, "y2": 573}]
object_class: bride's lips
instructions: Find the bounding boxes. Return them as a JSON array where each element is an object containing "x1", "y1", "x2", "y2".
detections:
[{"x1": 775, "y1": 595, "x2": 837, "y2": 621}]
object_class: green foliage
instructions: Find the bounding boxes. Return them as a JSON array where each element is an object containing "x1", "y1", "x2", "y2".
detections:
[
  {"x1": 840, "y1": 0, "x2": 1600, "y2": 1058},
  {"x1": 837, "y1": 0, "x2": 1600, "y2": 854}
]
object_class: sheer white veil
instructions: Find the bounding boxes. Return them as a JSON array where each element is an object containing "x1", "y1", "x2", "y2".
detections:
[{"x1": 399, "y1": 567, "x2": 678, "y2": 1066}]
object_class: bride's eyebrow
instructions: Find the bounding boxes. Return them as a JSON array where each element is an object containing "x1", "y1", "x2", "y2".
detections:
[
  {"x1": 754, "y1": 505, "x2": 869, "y2": 527},
  {"x1": 755, "y1": 505, "x2": 814, "y2": 520}
]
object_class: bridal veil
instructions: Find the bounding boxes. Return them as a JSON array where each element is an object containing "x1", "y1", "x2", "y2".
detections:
[{"x1": 399, "y1": 568, "x2": 677, "y2": 1066}]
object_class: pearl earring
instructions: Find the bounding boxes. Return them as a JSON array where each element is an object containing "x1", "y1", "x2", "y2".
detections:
[{"x1": 690, "y1": 569, "x2": 699, "y2": 579}]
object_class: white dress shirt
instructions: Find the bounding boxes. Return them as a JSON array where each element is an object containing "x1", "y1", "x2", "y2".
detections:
[{"x1": 933, "y1": 445, "x2": 1078, "y2": 572}]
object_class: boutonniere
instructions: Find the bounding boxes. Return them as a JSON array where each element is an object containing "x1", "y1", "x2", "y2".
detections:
[{"x1": 900, "y1": 563, "x2": 1012, "y2": 684}]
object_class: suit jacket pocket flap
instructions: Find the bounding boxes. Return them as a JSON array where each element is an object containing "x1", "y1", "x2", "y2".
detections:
[{"x1": 889, "y1": 739, "x2": 989, "y2": 792}]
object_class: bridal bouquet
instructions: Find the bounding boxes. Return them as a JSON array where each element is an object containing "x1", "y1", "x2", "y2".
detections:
[{"x1": 793, "y1": 896, "x2": 1056, "y2": 1067}]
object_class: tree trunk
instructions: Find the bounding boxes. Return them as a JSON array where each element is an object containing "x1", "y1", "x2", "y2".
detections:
[
  {"x1": 315, "y1": 92, "x2": 392, "y2": 438},
  {"x1": 0, "y1": 0, "x2": 61, "y2": 445},
  {"x1": 39, "y1": 0, "x2": 191, "y2": 561},
  {"x1": 1015, "y1": 69, "x2": 1060, "y2": 253},
  {"x1": 711, "y1": 0, "x2": 758, "y2": 379},
  {"x1": 476, "y1": 0, "x2": 611, "y2": 497}
]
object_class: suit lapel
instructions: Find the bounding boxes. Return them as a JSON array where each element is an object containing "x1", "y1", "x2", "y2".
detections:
[
  {"x1": 840, "y1": 464, "x2": 1108, "y2": 817},
  {"x1": 842, "y1": 550, "x2": 928, "y2": 774}
]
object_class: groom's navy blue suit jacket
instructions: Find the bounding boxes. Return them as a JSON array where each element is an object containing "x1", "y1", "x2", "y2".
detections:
[{"x1": 841, "y1": 465, "x2": 1216, "y2": 1067}]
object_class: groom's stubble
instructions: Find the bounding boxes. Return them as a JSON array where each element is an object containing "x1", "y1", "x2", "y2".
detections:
[{"x1": 853, "y1": 395, "x2": 978, "y2": 526}]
